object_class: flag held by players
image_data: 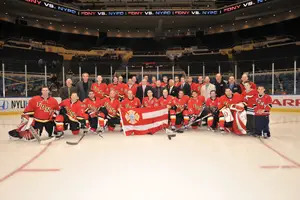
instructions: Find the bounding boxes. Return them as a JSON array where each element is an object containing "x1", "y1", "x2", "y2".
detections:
[{"x1": 120, "y1": 107, "x2": 169, "y2": 136}]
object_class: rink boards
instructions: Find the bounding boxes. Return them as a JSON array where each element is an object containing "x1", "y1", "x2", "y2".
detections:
[{"x1": 0, "y1": 95, "x2": 299, "y2": 115}]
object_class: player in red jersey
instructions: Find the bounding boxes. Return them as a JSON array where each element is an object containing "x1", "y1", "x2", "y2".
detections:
[
  {"x1": 242, "y1": 81, "x2": 258, "y2": 135},
  {"x1": 158, "y1": 89, "x2": 177, "y2": 130},
  {"x1": 218, "y1": 88, "x2": 246, "y2": 135},
  {"x1": 151, "y1": 76, "x2": 157, "y2": 88},
  {"x1": 142, "y1": 89, "x2": 159, "y2": 108},
  {"x1": 108, "y1": 77, "x2": 122, "y2": 100},
  {"x1": 124, "y1": 78, "x2": 137, "y2": 98},
  {"x1": 240, "y1": 73, "x2": 257, "y2": 93},
  {"x1": 98, "y1": 90, "x2": 121, "y2": 131},
  {"x1": 187, "y1": 91, "x2": 206, "y2": 129},
  {"x1": 255, "y1": 86, "x2": 272, "y2": 138},
  {"x1": 120, "y1": 90, "x2": 141, "y2": 109},
  {"x1": 206, "y1": 90, "x2": 220, "y2": 131},
  {"x1": 9, "y1": 86, "x2": 59, "y2": 140},
  {"x1": 83, "y1": 91, "x2": 102, "y2": 133},
  {"x1": 91, "y1": 75, "x2": 108, "y2": 99},
  {"x1": 55, "y1": 92, "x2": 88, "y2": 136},
  {"x1": 118, "y1": 76, "x2": 126, "y2": 100},
  {"x1": 174, "y1": 76, "x2": 181, "y2": 87},
  {"x1": 161, "y1": 76, "x2": 168, "y2": 88},
  {"x1": 174, "y1": 90, "x2": 190, "y2": 129}
]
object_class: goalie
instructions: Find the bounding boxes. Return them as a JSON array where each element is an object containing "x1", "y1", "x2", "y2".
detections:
[
  {"x1": 9, "y1": 86, "x2": 59, "y2": 141},
  {"x1": 218, "y1": 88, "x2": 247, "y2": 135}
]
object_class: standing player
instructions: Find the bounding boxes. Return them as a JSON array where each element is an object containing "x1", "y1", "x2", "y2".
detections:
[
  {"x1": 161, "y1": 76, "x2": 168, "y2": 88},
  {"x1": 240, "y1": 73, "x2": 256, "y2": 93},
  {"x1": 242, "y1": 81, "x2": 258, "y2": 135},
  {"x1": 108, "y1": 76, "x2": 122, "y2": 100},
  {"x1": 159, "y1": 89, "x2": 177, "y2": 130},
  {"x1": 218, "y1": 88, "x2": 246, "y2": 135},
  {"x1": 98, "y1": 90, "x2": 121, "y2": 131},
  {"x1": 91, "y1": 75, "x2": 108, "y2": 99},
  {"x1": 206, "y1": 90, "x2": 219, "y2": 131},
  {"x1": 55, "y1": 92, "x2": 88, "y2": 136},
  {"x1": 187, "y1": 91, "x2": 206, "y2": 129},
  {"x1": 118, "y1": 76, "x2": 126, "y2": 100},
  {"x1": 255, "y1": 86, "x2": 272, "y2": 138},
  {"x1": 174, "y1": 90, "x2": 190, "y2": 129},
  {"x1": 9, "y1": 86, "x2": 59, "y2": 140},
  {"x1": 142, "y1": 89, "x2": 159, "y2": 108},
  {"x1": 124, "y1": 78, "x2": 137, "y2": 98},
  {"x1": 83, "y1": 91, "x2": 102, "y2": 133}
]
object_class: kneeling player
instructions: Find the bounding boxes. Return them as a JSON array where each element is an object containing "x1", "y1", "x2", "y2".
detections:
[
  {"x1": 255, "y1": 86, "x2": 272, "y2": 138},
  {"x1": 55, "y1": 92, "x2": 88, "y2": 137},
  {"x1": 9, "y1": 86, "x2": 59, "y2": 141},
  {"x1": 206, "y1": 90, "x2": 219, "y2": 131},
  {"x1": 158, "y1": 89, "x2": 177, "y2": 130},
  {"x1": 98, "y1": 90, "x2": 121, "y2": 131},
  {"x1": 83, "y1": 91, "x2": 102, "y2": 133},
  {"x1": 187, "y1": 91, "x2": 206, "y2": 129},
  {"x1": 174, "y1": 90, "x2": 190, "y2": 129},
  {"x1": 142, "y1": 89, "x2": 159, "y2": 108}
]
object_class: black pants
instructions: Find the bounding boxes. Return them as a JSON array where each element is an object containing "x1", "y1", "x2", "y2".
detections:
[
  {"x1": 61, "y1": 114, "x2": 82, "y2": 131},
  {"x1": 175, "y1": 112, "x2": 184, "y2": 125},
  {"x1": 255, "y1": 115, "x2": 270, "y2": 137},
  {"x1": 34, "y1": 121, "x2": 55, "y2": 137},
  {"x1": 246, "y1": 114, "x2": 255, "y2": 134},
  {"x1": 210, "y1": 112, "x2": 219, "y2": 129},
  {"x1": 89, "y1": 116, "x2": 98, "y2": 129},
  {"x1": 107, "y1": 116, "x2": 120, "y2": 128}
]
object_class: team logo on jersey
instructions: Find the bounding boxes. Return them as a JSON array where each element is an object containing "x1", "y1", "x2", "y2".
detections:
[{"x1": 125, "y1": 110, "x2": 140, "y2": 124}]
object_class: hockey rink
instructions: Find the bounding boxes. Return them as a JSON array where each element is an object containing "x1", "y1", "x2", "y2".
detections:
[{"x1": 0, "y1": 112, "x2": 299, "y2": 200}]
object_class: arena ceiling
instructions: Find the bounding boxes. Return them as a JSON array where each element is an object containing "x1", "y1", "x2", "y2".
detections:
[{"x1": 0, "y1": 0, "x2": 300, "y2": 37}]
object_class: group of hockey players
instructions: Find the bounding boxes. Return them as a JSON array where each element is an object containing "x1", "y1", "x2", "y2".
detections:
[{"x1": 8, "y1": 72, "x2": 272, "y2": 142}]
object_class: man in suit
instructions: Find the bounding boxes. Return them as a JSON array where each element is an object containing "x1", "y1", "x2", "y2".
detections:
[
  {"x1": 228, "y1": 76, "x2": 242, "y2": 94},
  {"x1": 201, "y1": 76, "x2": 216, "y2": 100},
  {"x1": 179, "y1": 77, "x2": 191, "y2": 96},
  {"x1": 59, "y1": 78, "x2": 76, "y2": 100},
  {"x1": 168, "y1": 79, "x2": 178, "y2": 97},
  {"x1": 136, "y1": 79, "x2": 152, "y2": 103},
  {"x1": 153, "y1": 80, "x2": 164, "y2": 99},
  {"x1": 76, "y1": 72, "x2": 92, "y2": 101}
]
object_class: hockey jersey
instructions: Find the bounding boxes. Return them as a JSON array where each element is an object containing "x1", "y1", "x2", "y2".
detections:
[
  {"x1": 101, "y1": 97, "x2": 120, "y2": 118},
  {"x1": 188, "y1": 95, "x2": 205, "y2": 115},
  {"x1": 91, "y1": 83, "x2": 108, "y2": 99},
  {"x1": 120, "y1": 97, "x2": 141, "y2": 109},
  {"x1": 158, "y1": 95, "x2": 176, "y2": 108},
  {"x1": 255, "y1": 94, "x2": 272, "y2": 116},
  {"x1": 218, "y1": 93, "x2": 244, "y2": 110},
  {"x1": 175, "y1": 95, "x2": 190, "y2": 114},
  {"x1": 142, "y1": 97, "x2": 159, "y2": 108},
  {"x1": 60, "y1": 99, "x2": 86, "y2": 121},
  {"x1": 83, "y1": 97, "x2": 102, "y2": 112},
  {"x1": 23, "y1": 96, "x2": 59, "y2": 122},
  {"x1": 240, "y1": 81, "x2": 257, "y2": 93}
]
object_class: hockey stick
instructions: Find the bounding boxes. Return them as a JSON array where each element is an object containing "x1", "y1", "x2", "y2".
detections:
[
  {"x1": 66, "y1": 129, "x2": 88, "y2": 145},
  {"x1": 28, "y1": 126, "x2": 55, "y2": 145},
  {"x1": 171, "y1": 113, "x2": 213, "y2": 133}
]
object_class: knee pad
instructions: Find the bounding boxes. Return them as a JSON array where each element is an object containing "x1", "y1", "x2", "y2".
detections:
[
  {"x1": 108, "y1": 126, "x2": 115, "y2": 131},
  {"x1": 72, "y1": 130, "x2": 80, "y2": 135},
  {"x1": 55, "y1": 115, "x2": 65, "y2": 132},
  {"x1": 207, "y1": 116, "x2": 214, "y2": 127}
]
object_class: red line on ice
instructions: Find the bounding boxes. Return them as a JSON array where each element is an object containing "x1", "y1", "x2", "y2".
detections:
[
  {"x1": 0, "y1": 142, "x2": 59, "y2": 183},
  {"x1": 259, "y1": 138, "x2": 300, "y2": 168}
]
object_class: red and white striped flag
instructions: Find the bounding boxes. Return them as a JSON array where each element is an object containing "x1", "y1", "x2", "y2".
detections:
[{"x1": 120, "y1": 107, "x2": 169, "y2": 136}]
